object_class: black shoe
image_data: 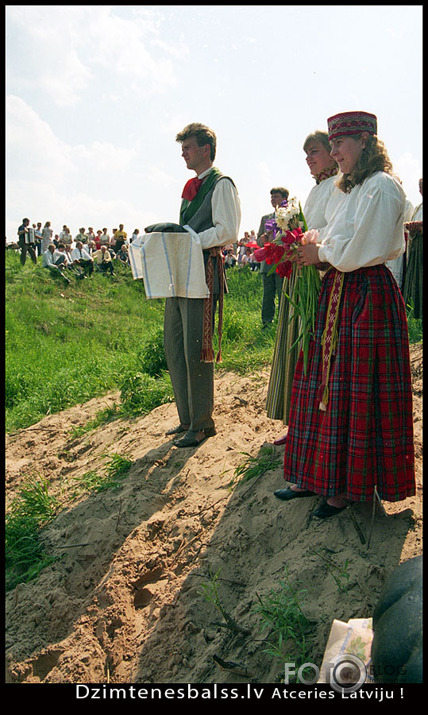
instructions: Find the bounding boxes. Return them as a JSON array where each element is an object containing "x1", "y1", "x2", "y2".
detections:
[
  {"x1": 174, "y1": 427, "x2": 216, "y2": 448},
  {"x1": 166, "y1": 424, "x2": 189, "y2": 436},
  {"x1": 274, "y1": 487, "x2": 316, "y2": 501},
  {"x1": 312, "y1": 501, "x2": 350, "y2": 519},
  {"x1": 174, "y1": 431, "x2": 207, "y2": 448}
]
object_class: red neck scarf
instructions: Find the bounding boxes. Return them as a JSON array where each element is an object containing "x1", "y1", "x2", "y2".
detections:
[{"x1": 182, "y1": 176, "x2": 204, "y2": 201}]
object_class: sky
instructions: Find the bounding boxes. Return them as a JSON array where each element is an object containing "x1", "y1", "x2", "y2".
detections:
[{"x1": 5, "y1": 4, "x2": 423, "y2": 243}]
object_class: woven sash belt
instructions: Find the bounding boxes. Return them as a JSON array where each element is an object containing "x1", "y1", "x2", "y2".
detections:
[
  {"x1": 201, "y1": 247, "x2": 224, "y2": 363},
  {"x1": 319, "y1": 269, "x2": 344, "y2": 411}
]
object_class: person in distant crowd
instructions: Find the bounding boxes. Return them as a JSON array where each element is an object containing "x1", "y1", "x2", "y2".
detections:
[
  {"x1": 113, "y1": 224, "x2": 127, "y2": 253},
  {"x1": 42, "y1": 243, "x2": 70, "y2": 284},
  {"x1": 63, "y1": 243, "x2": 82, "y2": 276},
  {"x1": 39, "y1": 220, "x2": 53, "y2": 255},
  {"x1": 249, "y1": 250, "x2": 259, "y2": 271},
  {"x1": 115, "y1": 243, "x2": 130, "y2": 266},
  {"x1": 75, "y1": 227, "x2": 88, "y2": 246},
  {"x1": 161, "y1": 122, "x2": 241, "y2": 448},
  {"x1": 237, "y1": 231, "x2": 250, "y2": 265},
  {"x1": 87, "y1": 227, "x2": 96, "y2": 245},
  {"x1": 131, "y1": 228, "x2": 139, "y2": 244},
  {"x1": 402, "y1": 177, "x2": 423, "y2": 319},
  {"x1": 110, "y1": 229, "x2": 117, "y2": 251},
  {"x1": 59, "y1": 225, "x2": 73, "y2": 246},
  {"x1": 71, "y1": 241, "x2": 94, "y2": 276},
  {"x1": 275, "y1": 110, "x2": 415, "y2": 519},
  {"x1": 54, "y1": 243, "x2": 74, "y2": 272},
  {"x1": 257, "y1": 187, "x2": 289, "y2": 327},
  {"x1": 95, "y1": 230, "x2": 102, "y2": 250},
  {"x1": 17, "y1": 218, "x2": 37, "y2": 266},
  {"x1": 100, "y1": 227, "x2": 110, "y2": 246},
  {"x1": 34, "y1": 222, "x2": 43, "y2": 256},
  {"x1": 241, "y1": 246, "x2": 253, "y2": 266},
  {"x1": 93, "y1": 244, "x2": 115, "y2": 274},
  {"x1": 224, "y1": 248, "x2": 237, "y2": 269},
  {"x1": 6, "y1": 237, "x2": 20, "y2": 251}
]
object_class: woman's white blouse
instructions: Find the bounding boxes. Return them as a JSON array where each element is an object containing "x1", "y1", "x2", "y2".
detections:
[
  {"x1": 303, "y1": 175, "x2": 342, "y2": 230},
  {"x1": 317, "y1": 172, "x2": 406, "y2": 272}
]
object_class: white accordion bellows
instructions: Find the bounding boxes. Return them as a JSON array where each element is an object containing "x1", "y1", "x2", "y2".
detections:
[{"x1": 128, "y1": 229, "x2": 209, "y2": 299}]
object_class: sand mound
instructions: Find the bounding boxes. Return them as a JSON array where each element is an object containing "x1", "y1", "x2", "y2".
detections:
[{"x1": 5, "y1": 344, "x2": 422, "y2": 684}]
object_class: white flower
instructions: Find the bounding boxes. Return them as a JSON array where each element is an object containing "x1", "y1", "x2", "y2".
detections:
[{"x1": 275, "y1": 197, "x2": 301, "y2": 231}]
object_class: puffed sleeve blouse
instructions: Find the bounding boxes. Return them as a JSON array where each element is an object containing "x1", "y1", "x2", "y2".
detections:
[{"x1": 317, "y1": 171, "x2": 406, "y2": 272}]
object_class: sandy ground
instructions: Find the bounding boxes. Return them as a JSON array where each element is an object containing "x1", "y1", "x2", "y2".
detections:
[{"x1": 5, "y1": 343, "x2": 422, "y2": 685}]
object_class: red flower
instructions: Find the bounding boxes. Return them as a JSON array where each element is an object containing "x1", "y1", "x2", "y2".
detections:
[
  {"x1": 254, "y1": 243, "x2": 275, "y2": 263},
  {"x1": 271, "y1": 245, "x2": 286, "y2": 264},
  {"x1": 276, "y1": 260, "x2": 293, "y2": 278},
  {"x1": 281, "y1": 227, "x2": 303, "y2": 246}
]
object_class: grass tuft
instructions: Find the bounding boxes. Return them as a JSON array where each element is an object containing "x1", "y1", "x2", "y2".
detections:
[{"x1": 5, "y1": 476, "x2": 61, "y2": 591}]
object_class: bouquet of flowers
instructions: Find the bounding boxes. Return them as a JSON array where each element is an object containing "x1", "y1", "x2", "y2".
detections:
[{"x1": 254, "y1": 198, "x2": 321, "y2": 374}]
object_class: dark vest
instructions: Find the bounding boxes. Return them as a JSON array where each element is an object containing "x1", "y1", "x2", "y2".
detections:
[
  {"x1": 185, "y1": 174, "x2": 234, "y2": 233},
  {"x1": 185, "y1": 174, "x2": 235, "y2": 294}
]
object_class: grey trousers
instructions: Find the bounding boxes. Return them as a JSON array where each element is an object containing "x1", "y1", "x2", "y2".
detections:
[
  {"x1": 164, "y1": 296, "x2": 215, "y2": 433},
  {"x1": 261, "y1": 272, "x2": 284, "y2": 325}
]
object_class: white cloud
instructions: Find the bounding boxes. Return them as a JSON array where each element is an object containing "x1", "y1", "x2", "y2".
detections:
[
  {"x1": 73, "y1": 141, "x2": 136, "y2": 174},
  {"x1": 6, "y1": 95, "x2": 77, "y2": 184},
  {"x1": 7, "y1": 6, "x2": 183, "y2": 107},
  {"x1": 5, "y1": 94, "x2": 153, "y2": 239},
  {"x1": 5, "y1": 6, "x2": 422, "y2": 245}
]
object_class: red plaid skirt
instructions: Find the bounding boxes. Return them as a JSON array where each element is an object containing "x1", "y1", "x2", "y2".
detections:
[{"x1": 283, "y1": 265, "x2": 415, "y2": 502}]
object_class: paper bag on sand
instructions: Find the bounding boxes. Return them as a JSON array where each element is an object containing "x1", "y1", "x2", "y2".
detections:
[{"x1": 318, "y1": 618, "x2": 374, "y2": 684}]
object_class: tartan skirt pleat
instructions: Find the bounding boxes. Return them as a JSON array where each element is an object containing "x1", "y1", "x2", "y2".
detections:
[
  {"x1": 283, "y1": 264, "x2": 415, "y2": 503},
  {"x1": 265, "y1": 265, "x2": 301, "y2": 423}
]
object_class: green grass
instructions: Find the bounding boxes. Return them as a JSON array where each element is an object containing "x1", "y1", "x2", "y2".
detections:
[
  {"x1": 5, "y1": 475, "x2": 61, "y2": 591},
  {"x1": 406, "y1": 299, "x2": 423, "y2": 344},
  {"x1": 74, "y1": 453, "x2": 133, "y2": 494},
  {"x1": 5, "y1": 454, "x2": 133, "y2": 590},
  {"x1": 5, "y1": 255, "x2": 271, "y2": 432},
  {"x1": 5, "y1": 252, "x2": 421, "y2": 434},
  {"x1": 228, "y1": 444, "x2": 281, "y2": 490},
  {"x1": 253, "y1": 568, "x2": 313, "y2": 672}
]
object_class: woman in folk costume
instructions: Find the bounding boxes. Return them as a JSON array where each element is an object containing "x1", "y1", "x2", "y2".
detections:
[
  {"x1": 266, "y1": 131, "x2": 341, "y2": 445},
  {"x1": 275, "y1": 110, "x2": 415, "y2": 518}
]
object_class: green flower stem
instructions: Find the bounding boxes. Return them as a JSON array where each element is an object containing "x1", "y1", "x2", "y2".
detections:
[{"x1": 284, "y1": 265, "x2": 320, "y2": 375}]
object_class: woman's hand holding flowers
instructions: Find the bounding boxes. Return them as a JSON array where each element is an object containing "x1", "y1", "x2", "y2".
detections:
[{"x1": 297, "y1": 242, "x2": 320, "y2": 266}]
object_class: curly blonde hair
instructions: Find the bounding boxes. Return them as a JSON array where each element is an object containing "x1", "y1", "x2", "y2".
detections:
[{"x1": 336, "y1": 134, "x2": 394, "y2": 193}]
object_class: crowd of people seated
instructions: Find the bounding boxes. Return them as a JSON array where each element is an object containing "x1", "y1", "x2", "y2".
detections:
[
  {"x1": 8, "y1": 221, "x2": 262, "y2": 278},
  {"x1": 7, "y1": 220, "x2": 139, "y2": 283},
  {"x1": 222, "y1": 230, "x2": 260, "y2": 270}
]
